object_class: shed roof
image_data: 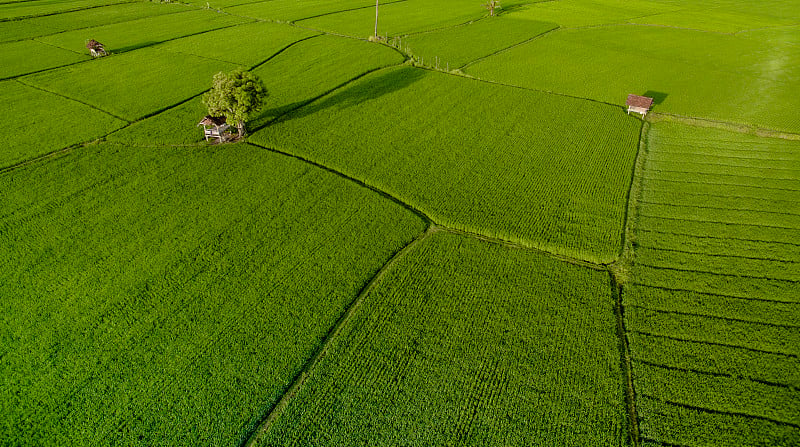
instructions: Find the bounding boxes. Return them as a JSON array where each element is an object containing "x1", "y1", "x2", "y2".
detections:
[
  {"x1": 626, "y1": 94, "x2": 654, "y2": 109},
  {"x1": 198, "y1": 115, "x2": 227, "y2": 126},
  {"x1": 86, "y1": 39, "x2": 104, "y2": 50}
]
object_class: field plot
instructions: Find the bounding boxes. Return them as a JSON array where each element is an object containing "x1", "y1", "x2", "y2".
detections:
[
  {"x1": 0, "y1": 142, "x2": 426, "y2": 446},
  {"x1": 296, "y1": 0, "x2": 485, "y2": 38},
  {"x1": 401, "y1": 17, "x2": 557, "y2": 69},
  {"x1": 21, "y1": 47, "x2": 236, "y2": 121},
  {"x1": 37, "y1": 8, "x2": 251, "y2": 54},
  {"x1": 0, "y1": 39, "x2": 86, "y2": 79},
  {"x1": 156, "y1": 21, "x2": 319, "y2": 66},
  {"x1": 468, "y1": 25, "x2": 800, "y2": 132},
  {"x1": 504, "y1": 0, "x2": 680, "y2": 28},
  {"x1": 251, "y1": 66, "x2": 640, "y2": 263},
  {"x1": 110, "y1": 35, "x2": 402, "y2": 145},
  {"x1": 0, "y1": 80, "x2": 126, "y2": 168},
  {"x1": 629, "y1": 0, "x2": 800, "y2": 33},
  {"x1": 225, "y1": 0, "x2": 384, "y2": 22},
  {"x1": 0, "y1": 0, "x2": 131, "y2": 20},
  {"x1": 256, "y1": 231, "x2": 628, "y2": 446},
  {"x1": 623, "y1": 122, "x2": 800, "y2": 446},
  {"x1": 0, "y1": 2, "x2": 186, "y2": 43}
]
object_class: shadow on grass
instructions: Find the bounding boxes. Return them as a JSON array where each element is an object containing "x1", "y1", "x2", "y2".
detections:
[
  {"x1": 111, "y1": 41, "x2": 159, "y2": 53},
  {"x1": 251, "y1": 66, "x2": 426, "y2": 132},
  {"x1": 643, "y1": 90, "x2": 668, "y2": 105}
]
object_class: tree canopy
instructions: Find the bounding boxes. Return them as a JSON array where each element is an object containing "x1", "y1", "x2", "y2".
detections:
[{"x1": 202, "y1": 68, "x2": 267, "y2": 138}]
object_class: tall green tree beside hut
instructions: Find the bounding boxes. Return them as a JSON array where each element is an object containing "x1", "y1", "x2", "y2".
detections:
[{"x1": 202, "y1": 68, "x2": 267, "y2": 138}]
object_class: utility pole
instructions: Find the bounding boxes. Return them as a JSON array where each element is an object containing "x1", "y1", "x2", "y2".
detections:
[{"x1": 374, "y1": 0, "x2": 379, "y2": 38}]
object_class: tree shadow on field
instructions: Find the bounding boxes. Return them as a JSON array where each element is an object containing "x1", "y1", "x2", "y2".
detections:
[
  {"x1": 251, "y1": 66, "x2": 426, "y2": 132},
  {"x1": 111, "y1": 41, "x2": 159, "y2": 53},
  {"x1": 643, "y1": 90, "x2": 668, "y2": 105}
]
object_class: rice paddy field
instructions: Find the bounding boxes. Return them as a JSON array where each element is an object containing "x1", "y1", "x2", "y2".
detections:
[{"x1": 1, "y1": 0, "x2": 798, "y2": 446}]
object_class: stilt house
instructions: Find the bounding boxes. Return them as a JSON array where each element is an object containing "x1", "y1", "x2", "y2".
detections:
[
  {"x1": 626, "y1": 94, "x2": 654, "y2": 117},
  {"x1": 86, "y1": 39, "x2": 108, "y2": 58},
  {"x1": 198, "y1": 115, "x2": 230, "y2": 142}
]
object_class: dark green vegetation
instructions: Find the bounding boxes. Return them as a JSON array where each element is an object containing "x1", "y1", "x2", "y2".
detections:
[
  {"x1": 1, "y1": 0, "x2": 798, "y2": 446},
  {"x1": 259, "y1": 231, "x2": 627, "y2": 446},
  {"x1": 0, "y1": 142, "x2": 426, "y2": 444},
  {"x1": 251, "y1": 66, "x2": 641, "y2": 263},
  {"x1": 624, "y1": 123, "x2": 800, "y2": 446}
]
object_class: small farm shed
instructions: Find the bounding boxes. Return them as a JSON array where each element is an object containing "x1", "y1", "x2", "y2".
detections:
[
  {"x1": 626, "y1": 94, "x2": 654, "y2": 117},
  {"x1": 86, "y1": 39, "x2": 107, "y2": 58},
  {"x1": 198, "y1": 115, "x2": 230, "y2": 142}
]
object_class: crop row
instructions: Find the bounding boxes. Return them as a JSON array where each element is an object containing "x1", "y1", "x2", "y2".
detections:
[
  {"x1": 625, "y1": 122, "x2": 800, "y2": 445},
  {"x1": 624, "y1": 284, "x2": 800, "y2": 327},
  {"x1": 257, "y1": 231, "x2": 627, "y2": 446},
  {"x1": 628, "y1": 332, "x2": 799, "y2": 389},
  {"x1": 625, "y1": 306, "x2": 798, "y2": 357},
  {"x1": 0, "y1": 142, "x2": 427, "y2": 445},
  {"x1": 634, "y1": 229, "x2": 799, "y2": 262},
  {"x1": 634, "y1": 361, "x2": 799, "y2": 424},
  {"x1": 251, "y1": 66, "x2": 641, "y2": 263},
  {"x1": 637, "y1": 395, "x2": 798, "y2": 447}
]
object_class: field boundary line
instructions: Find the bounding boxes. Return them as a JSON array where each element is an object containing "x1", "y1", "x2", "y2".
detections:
[
  {"x1": 291, "y1": 0, "x2": 408, "y2": 24},
  {"x1": 647, "y1": 113, "x2": 800, "y2": 141},
  {"x1": 641, "y1": 176, "x2": 800, "y2": 192},
  {"x1": 637, "y1": 213, "x2": 800, "y2": 231},
  {"x1": 641, "y1": 190, "x2": 800, "y2": 205},
  {"x1": 0, "y1": 5, "x2": 193, "y2": 44},
  {"x1": 639, "y1": 393, "x2": 800, "y2": 428},
  {"x1": 241, "y1": 225, "x2": 437, "y2": 447},
  {"x1": 610, "y1": 272, "x2": 641, "y2": 447},
  {"x1": 635, "y1": 244, "x2": 799, "y2": 264},
  {"x1": 645, "y1": 159, "x2": 800, "y2": 173},
  {"x1": 247, "y1": 143, "x2": 609, "y2": 269},
  {"x1": 0, "y1": 17, "x2": 249, "y2": 82},
  {"x1": 437, "y1": 226, "x2": 606, "y2": 270},
  {"x1": 14, "y1": 78, "x2": 131, "y2": 122},
  {"x1": 250, "y1": 63, "x2": 406, "y2": 131},
  {"x1": 0, "y1": 139, "x2": 102, "y2": 175},
  {"x1": 633, "y1": 359, "x2": 799, "y2": 391},
  {"x1": 642, "y1": 168, "x2": 800, "y2": 183},
  {"x1": 635, "y1": 263, "x2": 800, "y2": 283},
  {"x1": 245, "y1": 141, "x2": 432, "y2": 224},
  {"x1": 637, "y1": 228, "x2": 800, "y2": 247},
  {"x1": 460, "y1": 25, "x2": 560, "y2": 70},
  {"x1": 639, "y1": 436, "x2": 691, "y2": 447},
  {"x1": 630, "y1": 283, "x2": 799, "y2": 305},
  {"x1": 0, "y1": 0, "x2": 141, "y2": 22},
  {"x1": 626, "y1": 304, "x2": 800, "y2": 329},
  {"x1": 629, "y1": 331, "x2": 798, "y2": 358},
  {"x1": 638, "y1": 199, "x2": 800, "y2": 217}
]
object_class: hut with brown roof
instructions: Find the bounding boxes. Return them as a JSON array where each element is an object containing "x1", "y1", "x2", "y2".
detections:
[
  {"x1": 198, "y1": 115, "x2": 230, "y2": 142},
  {"x1": 86, "y1": 39, "x2": 107, "y2": 58},
  {"x1": 626, "y1": 94, "x2": 654, "y2": 117}
]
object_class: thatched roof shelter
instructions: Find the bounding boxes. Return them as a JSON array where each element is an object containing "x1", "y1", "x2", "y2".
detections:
[
  {"x1": 626, "y1": 94, "x2": 654, "y2": 117},
  {"x1": 198, "y1": 115, "x2": 227, "y2": 127}
]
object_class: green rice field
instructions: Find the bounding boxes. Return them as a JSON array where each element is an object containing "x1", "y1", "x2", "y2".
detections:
[{"x1": 1, "y1": 0, "x2": 798, "y2": 445}]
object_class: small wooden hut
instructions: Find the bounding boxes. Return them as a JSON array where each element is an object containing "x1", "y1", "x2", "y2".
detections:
[
  {"x1": 626, "y1": 94, "x2": 654, "y2": 117},
  {"x1": 198, "y1": 115, "x2": 230, "y2": 142},
  {"x1": 86, "y1": 39, "x2": 108, "y2": 58}
]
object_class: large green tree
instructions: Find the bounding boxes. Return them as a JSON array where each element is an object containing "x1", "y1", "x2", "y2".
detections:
[{"x1": 202, "y1": 68, "x2": 267, "y2": 138}]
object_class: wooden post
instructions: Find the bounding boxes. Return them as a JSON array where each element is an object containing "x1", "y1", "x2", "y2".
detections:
[{"x1": 374, "y1": 0, "x2": 379, "y2": 38}]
